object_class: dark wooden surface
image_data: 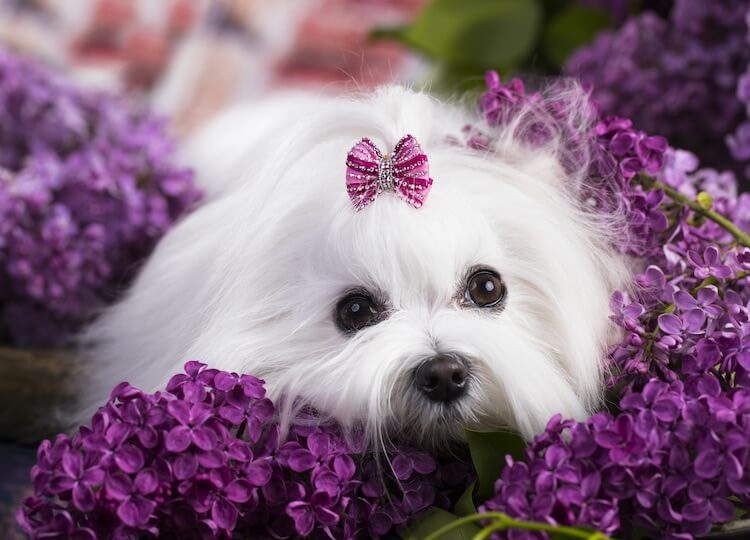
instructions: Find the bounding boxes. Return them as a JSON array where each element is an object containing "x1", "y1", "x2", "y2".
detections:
[
  {"x1": 0, "y1": 347, "x2": 80, "y2": 444},
  {"x1": 0, "y1": 347, "x2": 79, "y2": 539},
  {"x1": 0, "y1": 442, "x2": 35, "y2": 539}
]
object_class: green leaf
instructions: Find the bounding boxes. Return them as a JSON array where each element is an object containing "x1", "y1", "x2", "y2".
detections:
[
  {"x1": 400, "y1": 507, "x2": 482, "y2": 540},
  {"x1": 541, "y1": 5, "x2": 611, "y2": 67},
  {"x1": 697, "y1": 191, "x2": 714, "y2": 210},
  {"x1": 373, "y1": 0, "x2": 542, "y2": 71},
  {"x1": 453, "y1": 481, "x2": 478, "y2": 516},
  {"x1": 465, "y1": 429, "x2": 526, "y2": 504}
]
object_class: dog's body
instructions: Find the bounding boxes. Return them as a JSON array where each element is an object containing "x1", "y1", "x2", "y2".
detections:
[{"x1": 80, "y1": 86, "x2": 629, "y2": 444}]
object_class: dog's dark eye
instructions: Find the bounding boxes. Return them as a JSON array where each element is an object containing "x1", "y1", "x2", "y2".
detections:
[
  {"x1": 335, "y1": 292, "x2": 382, "y2": 333},
  {"x1": 465, "y1": 269, "x2": 506, "y2": 308}
]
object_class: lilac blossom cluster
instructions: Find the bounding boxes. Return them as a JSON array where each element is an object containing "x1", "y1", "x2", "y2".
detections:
[
  {"x1": 0, "y1": 47, "x2": 201, "y2": 346},
  {"x1": 479, "y1": 74, "x2": 750, "y2": 539},
  {"x1": 17, "y1": 361, "x2": 471, "y2": 539},
  {"x1": 566, "y1": 0, "x2": 750, "y2": 182}
]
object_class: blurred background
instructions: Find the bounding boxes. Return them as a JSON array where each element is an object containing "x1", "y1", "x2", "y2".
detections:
[
  {"x1": 0, "y1": 0, "x2": 429, "y2": 137},
  {"x1": 1, "y1": 0, "x2": 747, "y2": 176},
  {"x1": 1, "y1": 0, "x2": 748, "y2": 537}
]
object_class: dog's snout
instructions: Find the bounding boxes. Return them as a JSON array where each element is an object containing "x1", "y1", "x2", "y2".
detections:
[{"x1": 415, "y1": 355, "x2": 468, "y2": 403}]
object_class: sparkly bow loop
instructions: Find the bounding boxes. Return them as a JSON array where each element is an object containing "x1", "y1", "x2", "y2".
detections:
[{"x1": 345, "y1": 135, "x2": 433, "y2": 210}]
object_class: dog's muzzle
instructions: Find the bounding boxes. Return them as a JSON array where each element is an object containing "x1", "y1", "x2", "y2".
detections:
[{"x1": 414, "y1": 354, "x2": 469, "y2": 404}]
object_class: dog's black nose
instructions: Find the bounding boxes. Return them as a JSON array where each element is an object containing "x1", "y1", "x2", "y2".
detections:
[{"x1": 415, "y1": 355, "x2": 469, "y2": 403}]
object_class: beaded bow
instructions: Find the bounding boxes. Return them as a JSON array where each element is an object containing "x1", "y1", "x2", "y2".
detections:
[{"x1": 345, "y1": 135, "x2": 433, "y2": 210}]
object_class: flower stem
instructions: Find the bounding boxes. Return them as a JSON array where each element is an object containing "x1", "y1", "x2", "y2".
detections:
[
  {"x1": 638, "y1": 175, "x2": 750, "y2": 248},
  {"x1": 422, "y1": 512, "x2": 612, "y2": 540}
]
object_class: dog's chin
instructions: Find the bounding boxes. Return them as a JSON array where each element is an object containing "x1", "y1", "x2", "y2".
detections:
[{"x1": 387, "y1": 405, "x2": 478, "y2": 447}]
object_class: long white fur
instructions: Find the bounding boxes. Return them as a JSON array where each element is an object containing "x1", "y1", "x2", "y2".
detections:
[{"x1": 78, "y1": 84, "x2": 630, "y2": 445}]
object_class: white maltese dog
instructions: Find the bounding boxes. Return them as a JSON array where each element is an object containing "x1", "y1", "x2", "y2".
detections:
[{"x1": 80, "y1": 85, "x2": 629, "y2": 445}]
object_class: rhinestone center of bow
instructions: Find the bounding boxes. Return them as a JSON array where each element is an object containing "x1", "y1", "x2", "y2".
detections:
[{"x1": 377, "y1": 156, "x2": 395, "y2": 192}]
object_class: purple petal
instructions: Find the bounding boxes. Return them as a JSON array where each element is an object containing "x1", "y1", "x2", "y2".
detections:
[
  {"x1": 370, "y1": 511, "x2": 393, "y2": 535},
  {"x1": 581, "y1": 471, "x2": 601, "y2": 499},
  {"x1": 287, "y1": 502, "x2": 314, "y2": 536},
  {"x1": 687, "y1": 250, "x2": 704, "y2": 268},
  {"x1": 166, "y1": 426, "x2": 192, "y2": 453},
  {"x1": 213, "y1": 371, "x2": 238, "y2": 391},
  {"x1": 167, "y1": 400, "x2": 192, "y2": 425},
  {"x1": 189, "y1": 402, "x2": 213, "y2": 426},
  {"x1": 333, "y1": 455, "x2": 356, "y2": 481},
  {"x1": 245, "y1": 461, "x2": 273, "y2": 486},
  {"x1": 307, "y1": 432, "x2": 330, "y2": 458},
  {"x1": 694, "y1": 450, "x2": 721, "y2": 479},
  {"x1": 710, "y1": 497, "x2": 736, "y2": 522},
  {"x1": 411, "y1": 453, "x2": 437, "y2": 475},
  {"x1": 71, "y1": 529, "x2": 97, "y2": 540},
  {"x1": 48, "y1": 475, "x2": 75, "y2": 494},
  {"x1": 173, "y1": 453, "x2": 199, "y2": 481},
  {"x1": 136, "y1": 426, "x2": 159, "y2": 449},
  {"x1": 669, "y1": 445, "x2": 690, "y2": 471},
  {"x1": 314, "y1": 505, "x2": 340, "y2": 527},
  {"x1": 712, "y1": 265, "x2": 733, "y2": 279},
  {"x1": 225, "y1": 479, "x2": 253, "y2": 503},
  {"x1": 181, "y1": 381, "x2": 206, "y2": 403},
  {"x1": 658, "y1": 313, "x2": 683, "y2": 335},
  {"x1": 134, "y1": 468, "x2": 159, "y2": 495},
  {"x1": 61, "y1": 451, "x2": 83, "y2": 479},
  {"x1": 314, "y1": 472, "x2": 340, "y2": 497},
  {"x1": 218, "y1": 405, "x2": 244, "y2": 425},
  {"x1": 184, "y1": 361, "x2": 206, "y2": 378},
  {"x1": 197, "y1": 449, "x2": 224, "y2": 469},
  {"x1": 544, "y1": 444, "x2": 570, "y2": 469},
  {"x1": 72, "y1": 483, "x2": 96, "y2": 512},
  {"x1": 703, "y1": 246, "x2": 720, "y2": 266},
  {"x1": 683, "y1": 309, "x2": 706, "y2": 333},
  {"x1": 673, "y1": 291, "x2": 697, "y2": 310},
  {"x1": 105, "y1": 472, "x2": 133, "y2": 501},
  {"x1": 391, "y1": 455, "x2": 414, "y2": 480},
  {"x1": 737, "y1": 351, "x2": 750, "y2": 371},
  {"x1": 117, "y1": 496, "x2": 156, "y2": 528},
  {"x1": 682, "y1": 501, "x2": 709, "y2": 522},
  {"x1": 288, "y1": 449, "x2": 316, "y2": 473},
  {"x1": 115, "y1": 444, "x2": 145, "y2": 474},
  {"x1": 696, "y1": 286, "x2": 718, "y2": 305},
  {"x1": 653, "y1": 397, "x2": 681, "y2": 422},
  {"x1": 594, "y1": 428, "x2": 622, "y2": 449},
  {"x1": 191, "y1": 426, "x2": 216, "y2": 451}
]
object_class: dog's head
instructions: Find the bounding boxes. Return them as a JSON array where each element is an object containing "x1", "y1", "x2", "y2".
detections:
[{"x1": 85, "y1": 86, "x2": 629, "y2": 446}]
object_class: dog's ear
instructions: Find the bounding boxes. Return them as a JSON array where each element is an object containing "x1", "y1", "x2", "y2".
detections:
[
  {"x1": 507, "y1": 150, "x2": 567, "y2": 187},
  {"x1": 477, "y1": 77, "x2": 597, "y2": 197},
  {"x1": 74, "y1": 195, "x2": 235, "y2": 424}
]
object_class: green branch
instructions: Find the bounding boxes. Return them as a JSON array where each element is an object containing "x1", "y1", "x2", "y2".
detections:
[
  {"x1": 423, "y1": 512, "x2": 612, "y2": 540},
  {"x1": 637, "y1": 175, "x2": 750, "y2": 248}
]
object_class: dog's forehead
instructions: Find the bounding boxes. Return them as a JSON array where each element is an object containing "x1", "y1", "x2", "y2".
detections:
[{"x1": 317, "y1": 191, "x2": 501, "y2": 295}]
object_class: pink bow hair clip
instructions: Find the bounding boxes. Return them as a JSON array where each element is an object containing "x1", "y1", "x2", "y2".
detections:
[{"x1": 345, "y1": 135, "x2": 433, "y2": 210}]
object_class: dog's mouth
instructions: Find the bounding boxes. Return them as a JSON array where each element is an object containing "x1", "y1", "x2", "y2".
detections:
[
  {"x1": 383, "y1": 364, "x2": 480, "y2": 445},
  {"x1": 377, "y1": 356, "x2": 511, "y2": 446}
]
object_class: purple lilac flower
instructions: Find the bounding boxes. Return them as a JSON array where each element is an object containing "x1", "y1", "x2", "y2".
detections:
[
  {"x1": 0, "y1": 46, "x2": 201, "y2": 346},
  {"x1": 17, "y1": 361, "x2": 472, "y2": 539},
  {"x1": 566, "y1": 0, "x2": 750, "y2": 183},
  {"x1": 687, "y1": 247, "x2": 733, "y2": 280}
]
